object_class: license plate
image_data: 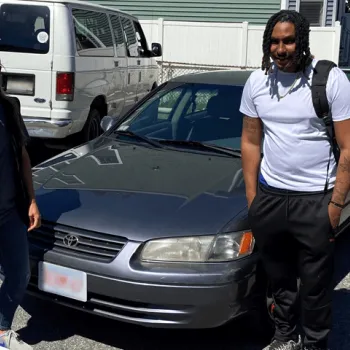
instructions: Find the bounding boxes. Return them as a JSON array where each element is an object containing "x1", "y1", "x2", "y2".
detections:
[
  {"x1": 38, "y1": 262, "x2": 87, "y2": 302},
  {"x1": 5, "y1": 75, "x2": 34, "y2": 95}
]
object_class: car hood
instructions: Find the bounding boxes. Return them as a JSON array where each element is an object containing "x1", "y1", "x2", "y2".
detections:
[{"x1": 33, "y1": 136, "x2": 248, "y2": 241}]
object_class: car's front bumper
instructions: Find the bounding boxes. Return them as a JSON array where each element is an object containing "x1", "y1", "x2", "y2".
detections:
[{"x1": 27, "y1": 241, "x2": 262, "y2": 329}]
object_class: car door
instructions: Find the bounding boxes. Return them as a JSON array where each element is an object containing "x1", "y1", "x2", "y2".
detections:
[
  {"x1": 120, "y1": 16, "x2": 140, "y2": 113},
  {"x1": 109, "y1": 13, "x2": 127, "y2": 118},
  {"x1": 0, "y1": 2, "x2": 53, "y2": 123},
  {"x1": 70, "y1": 7, "x2": 115, "y2": 123},
  {"x1": 132, "y1": 20, "x2": 152, "y2": 101}
]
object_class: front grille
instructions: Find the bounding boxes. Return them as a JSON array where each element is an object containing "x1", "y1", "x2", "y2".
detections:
[{"x1": 28, "y1": 221, "x2": 128, "y2": 263}]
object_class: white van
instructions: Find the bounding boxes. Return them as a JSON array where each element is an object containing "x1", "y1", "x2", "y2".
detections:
[{"x1": 0, "y1": 0, "x2": 162, "y2": 145}]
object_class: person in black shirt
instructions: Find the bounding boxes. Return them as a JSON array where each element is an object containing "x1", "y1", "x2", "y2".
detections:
[{"x1": 0, "y1": 81, "x2": 41, "y2": 349}]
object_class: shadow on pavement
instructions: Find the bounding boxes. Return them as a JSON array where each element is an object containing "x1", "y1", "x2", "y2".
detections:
[
  {"x1": 330, "y1": 288, "x2": 350, "y2": 350},
  {"x1": 18, "y1": 296, "x2": 265, "y2": 350},
  {"x1": 27, "y1": 140, "x2": 63, "y2": 168},
  {"x1": 328, "y1": 228, "x2": 350, "y2": 350}
]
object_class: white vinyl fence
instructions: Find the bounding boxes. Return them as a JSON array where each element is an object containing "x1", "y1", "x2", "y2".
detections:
[{"x1": 140, "y1": 19, "x2": 342, "y2": 83}]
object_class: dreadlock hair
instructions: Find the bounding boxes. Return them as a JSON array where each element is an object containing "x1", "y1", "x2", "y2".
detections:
[{"x1": 261, "y1": 10, "x2": 313, "y2": 75}]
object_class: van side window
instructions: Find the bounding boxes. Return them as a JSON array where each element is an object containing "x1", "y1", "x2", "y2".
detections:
[
  {"x1": 72, "y1": 8, "x2": 114, "y2": 57},
  {"x1": 133, "y1": 21, "x2": 149, "y2": 57},
  {"x1": 120, "y1": 17, "x2": 138, "y2": 58},
  {"x1": 109, "y1": 15, "x2": 126, "y2": 57}
]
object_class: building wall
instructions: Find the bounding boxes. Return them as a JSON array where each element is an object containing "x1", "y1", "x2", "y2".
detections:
[
  {"x1": 288, "y1": 0, "x2": 297, "y2": 10},
  {"x1": 88, "y1": 0, "x2": 282, "y2": 24},
  {"x1": 287, "y1": 0, "x2": 336, "y2": 26},
  {"x1": 325, "y1": 0, "x2": 335, "y2": 26}
]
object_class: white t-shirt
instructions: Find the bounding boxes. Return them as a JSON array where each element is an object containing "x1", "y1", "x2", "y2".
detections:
[{"x1": 239, "y1": 59, "x2": 350, "y2": 192}]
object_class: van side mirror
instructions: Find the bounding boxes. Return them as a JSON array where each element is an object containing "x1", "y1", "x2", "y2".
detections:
[
  {"x1": 151, "y1": 43, "x2": 162, "y2": 57},
  {"x1": 100, "y1": 115, "x2": 119, "y2": 132}
]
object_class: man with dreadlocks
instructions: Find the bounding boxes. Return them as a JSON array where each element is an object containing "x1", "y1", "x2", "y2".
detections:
[{"x1": 240, "y1": 10, "x2": 350, "y2": 350}]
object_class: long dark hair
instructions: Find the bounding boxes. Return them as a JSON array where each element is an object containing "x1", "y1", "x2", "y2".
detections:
[{"x1": 261, "y1": 10, "x2": 313, "y2": 75}]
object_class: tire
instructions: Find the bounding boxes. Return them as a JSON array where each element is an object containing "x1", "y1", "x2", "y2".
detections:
[{"x1": 81, "y1": 108, "x2": 102, "y2": 142}]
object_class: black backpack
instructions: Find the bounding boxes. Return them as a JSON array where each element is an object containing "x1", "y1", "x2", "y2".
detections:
[{"x1": 311, "y1": 60, "x2": 340, "y2": 164}]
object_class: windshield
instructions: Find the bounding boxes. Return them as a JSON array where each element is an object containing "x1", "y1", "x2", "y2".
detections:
[
  {"x1": 116, "y1": 82, "x2": 244, "y2": 151},
  {"x1": 0, "y1": 4, "x2": 50, "y2": 54}
]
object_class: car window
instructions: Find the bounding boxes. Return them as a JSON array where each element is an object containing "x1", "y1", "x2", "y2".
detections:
[
  {"x1": 116, "y1": 83, "x2": 244, "y2": 150},
  {"x1": 109, "y1": 14, "x2": 126, "y2": 57},
  {"x1": 157, "y1": 89, "x2": 183, "y2": 120},
  {"x1": 0, "y1": 3, "x2": 50, "y2": 54},
  {"x1": 184, "y1": 89, "x2": 218, "y2": 116},
  {"x1": 133, "y1": 20, "x2": 149, "y2": 57},
  {"x1": 120, "y1": 16, "x2": 138, "y2": 57},
  {"x1": 72, "y1": 8, "x2": 114, "y2": 57}
]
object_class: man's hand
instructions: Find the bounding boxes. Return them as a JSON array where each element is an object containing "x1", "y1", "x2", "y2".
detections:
[
  {"x1": 328, "y1": 202, "x2": 342, "y2": 230},
  {"x1": 247, "y1": 193, "x2": 256, "y2": 209},
  {"x1": 28, "y1": 200, "x2": 41, "y2": 231},
  {"x1": 21, "y1": 146, "x2": 41, "y2": 231}
]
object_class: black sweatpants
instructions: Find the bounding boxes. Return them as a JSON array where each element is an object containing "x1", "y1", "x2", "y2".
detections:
[{"x1": 249, "y1": 183, "x2": 335, "y2": 349}]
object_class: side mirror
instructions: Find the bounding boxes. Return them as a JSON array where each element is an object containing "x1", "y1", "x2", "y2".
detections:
[
  {"x1": 100, "y1": 115, "x2": 119, "y2": 132},
  {"x1": 151, "y1": 43, "x2": 162, "y2": 57}
]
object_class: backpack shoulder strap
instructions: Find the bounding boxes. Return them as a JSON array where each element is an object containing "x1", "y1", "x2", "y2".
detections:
[
  {"x1": 311, "y1": 60, "x2": 340, "y2": 189},
  {"x1": 311, "y1": 59, "x2": 337, "y2": 119}
]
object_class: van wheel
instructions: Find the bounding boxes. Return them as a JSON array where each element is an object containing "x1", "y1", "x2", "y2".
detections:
[{"x1": 82, "y1": 108, "x2": 102, "y2": 142}]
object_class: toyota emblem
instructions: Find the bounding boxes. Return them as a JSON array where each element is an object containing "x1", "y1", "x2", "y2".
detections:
[{"x1": 63, "y1": 234, "x2": 79, "y2": 247}]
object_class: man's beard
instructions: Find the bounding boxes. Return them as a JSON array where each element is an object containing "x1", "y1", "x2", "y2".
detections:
[{"x1": 273, "y1": 55, "x2": 296, "y2": 72}]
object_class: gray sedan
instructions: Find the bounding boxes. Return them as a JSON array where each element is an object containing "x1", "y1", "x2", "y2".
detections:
[{"x1": 26, "y1": 70, "x2": 350, "y2": 333}]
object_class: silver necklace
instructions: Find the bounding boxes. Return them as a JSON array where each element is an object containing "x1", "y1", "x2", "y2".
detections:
[{"x1": 276, "y1": 72, "x2": 301, "y2": 100}]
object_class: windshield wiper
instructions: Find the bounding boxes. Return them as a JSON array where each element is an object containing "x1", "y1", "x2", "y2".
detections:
[
  {"x1": 114, "y1": 130, "x2": 163, "y2": 148},
  {"x1": 158, "y1": 140, "x2": 241, "y2": 157}
]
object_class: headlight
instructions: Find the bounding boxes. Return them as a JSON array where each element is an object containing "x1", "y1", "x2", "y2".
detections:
[{"x1": 140, "y1": 231, "x2": 254, "y2": 263}]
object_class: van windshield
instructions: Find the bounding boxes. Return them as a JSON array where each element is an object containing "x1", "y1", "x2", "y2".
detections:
[{"x1": 0, "y1": 3, "x2": 50, "y2": 54}]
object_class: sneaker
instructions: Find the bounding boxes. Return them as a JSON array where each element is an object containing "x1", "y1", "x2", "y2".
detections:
[
  {"x1": 0, "y1": 330, "x2": 32, "y2": 349},
  {"x1": 263, "y1": 336, "x2": 302, "y2": 350}
]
